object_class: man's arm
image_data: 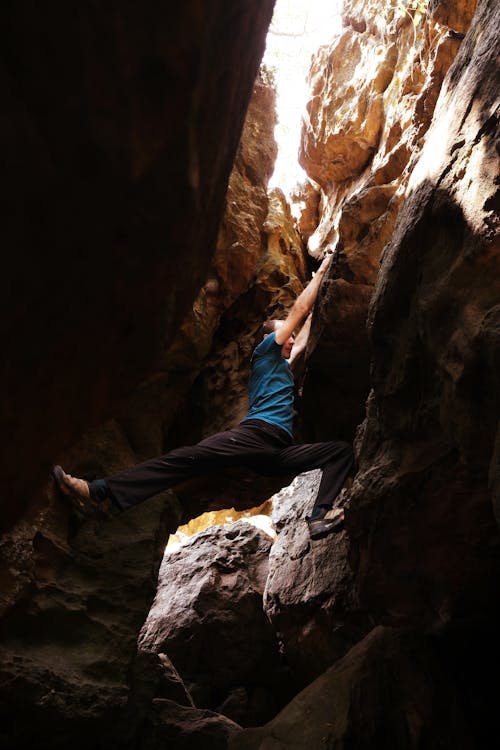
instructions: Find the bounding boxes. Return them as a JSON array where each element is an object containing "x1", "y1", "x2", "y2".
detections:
[
  {"x1": 275, "y1": 254, "x2": 332, "y2": 345},
  {"x1": 288, "y1": 311, "x2": 312, "y2": 370}
]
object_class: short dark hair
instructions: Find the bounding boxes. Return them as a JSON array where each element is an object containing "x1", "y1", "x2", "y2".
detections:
[{"x1": 262, "y1": 319, "x2": 282, "y2": 335}]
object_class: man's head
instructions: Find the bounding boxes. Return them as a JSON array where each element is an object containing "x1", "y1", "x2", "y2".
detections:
[{"x1": 263, "y1": 319, "x2": 295, "y2": 359}]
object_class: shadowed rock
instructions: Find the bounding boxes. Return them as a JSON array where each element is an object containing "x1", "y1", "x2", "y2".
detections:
[{"x1": 229, "y1": 627, "x2": 474, "y2": 750}]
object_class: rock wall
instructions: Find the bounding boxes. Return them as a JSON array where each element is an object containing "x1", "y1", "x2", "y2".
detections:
[
  {"x1": 350, "y1": 0, "x2": 500, "y2": 628},
  {"x1": 1, "y1": 0, "x2": 275, "y2": 530},
  {"x1": 0, "y1": 5, "x2": 280, "y2": 749},
  {"x1": 298, "y1": 0, "x2": 480, "y2": 441}
]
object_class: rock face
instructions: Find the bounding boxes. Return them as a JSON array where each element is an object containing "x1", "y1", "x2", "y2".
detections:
[
  {"x1": 2, "y1": 0, "x2": 275, "y2": 529},
  {"x1": 298, "y1": 0, "x2": 480, "y2": 443},
  {"x1": 349, "y1": 0, "x2": 500, "y2": 628},
  {"x1": 229, "y1": 627, "x2": 474, "y2": 750},
  {"x1": 139, "y1": 521, "x2": 290, "y2": 727},
  {"x1": 264, "y1": 471, "x2": 370, "y2": 688},
  {"x1": 0, "y1": 489, "x2": 179, "y2": 749}
]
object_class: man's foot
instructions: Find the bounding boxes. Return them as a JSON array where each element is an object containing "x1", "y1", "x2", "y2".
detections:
[
  {"x1": 307, "y1": 508, "x2": 344, "y2": 540},
  {"x1": 52, "y1": 465, "x2": 96, "y2": 519}
]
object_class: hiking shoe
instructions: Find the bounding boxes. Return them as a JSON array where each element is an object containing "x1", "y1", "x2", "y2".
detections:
[
  {"x1": 307, "y1": 508, "x2": 344, "y2": 540},
  {"x1": 52, "y1": 465, "x2": 97, "y2": 519}
]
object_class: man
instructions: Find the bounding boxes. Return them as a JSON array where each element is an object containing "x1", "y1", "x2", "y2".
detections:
[{"x1": 54, "y1": 255, "x2": 354, "y2": 540}]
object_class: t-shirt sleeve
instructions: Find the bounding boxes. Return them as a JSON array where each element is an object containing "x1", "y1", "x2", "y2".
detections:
[{"x1": 252, "y1": 332, "x2": 281, "y2": 359}]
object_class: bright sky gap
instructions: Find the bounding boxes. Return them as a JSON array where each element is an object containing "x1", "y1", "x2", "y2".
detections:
[{"x1": 262, "y1": 0, "x2": 343, "y2": 195}]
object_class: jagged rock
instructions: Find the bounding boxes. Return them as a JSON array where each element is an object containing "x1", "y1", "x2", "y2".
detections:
[
  {"x1": 264, "y1": 471, "x2": 370, "y2": 689},
  {"x1": 0, "y1": 489, "x2": 179, "y2": 749},
  {"x1": 349, "y1": 0, "x2": 500, "y2": 628},
  {"x1": 139, "y1": 521, "x2": 292, "y2": 726},
  {"x1": 2, "y1": 0, "x2": 275, "y2": 530},
  {"x1": 229, "y1": 627, "x2": 474, "y2": 750},
  {"x1": 299, "y1": 30, "x2": 384, "y2": 187}
]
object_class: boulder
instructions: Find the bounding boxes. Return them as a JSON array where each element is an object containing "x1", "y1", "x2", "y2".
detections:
[{"x1": 139, "y1": 521, "x2": 292, "y2": 726}]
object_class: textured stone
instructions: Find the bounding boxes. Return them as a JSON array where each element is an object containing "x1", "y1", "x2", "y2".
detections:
[
  {"x1": 349, "y1": 0, "x2": 500, "y2": 627},
  {"x1": 289, "y1": 180, "x2": 320, "y2": 245},
  {"x1": 139, "y1": 521, "x2": 291, "y2": 726},
  {"x1": 229, "y1": 627, "x2": 473, "y2": 750},
  {"x1": 264, "y1": 471, "x2": 370, "y2": 688},
  {"x1": 298, "y1": 0, "x2": 478, "y2": 447},
  {"x1": 0, "y1": 487, "x2": 179, "y2": 749}
]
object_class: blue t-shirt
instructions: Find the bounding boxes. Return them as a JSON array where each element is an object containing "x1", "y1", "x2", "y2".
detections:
[{"x1": 241, "y1": 332, "x2": 294, "y2": 436}]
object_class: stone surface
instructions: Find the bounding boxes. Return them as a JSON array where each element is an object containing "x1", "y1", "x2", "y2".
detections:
[
  {"x1": 349, "y1": 0, "x2": 500, "y2": 627},
  {"x1": 264, "y1": 471, "x2": 370, "y2": 688},
  {"x1": 298, "y1": 0, "x2": 479, "y2": 446},
  {"x1": 2, "y1": 0, "x2": 275, "y2": 530},
  {"x1": 289, "y1": 180, "x2": 320, "y2": 245},
  {"x1": 229, "y1": 627, "x2": 473, "y2": 750},
  {"x1": 143, "y1": 698, "x2": 241, "y2": 750},
  {"x1": 0, "y1": 486, "x2": 179, "y2": 749},
  {"x1": 139, "y1": 521, "x2": 291, "y2": 726}
]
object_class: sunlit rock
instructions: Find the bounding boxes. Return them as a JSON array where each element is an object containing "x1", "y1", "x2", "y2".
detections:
[
  {"x1": 349, "y1": 0, "x2": 500, "y2": 628},
  {"x1": 299, "y1": 0, "x2": 479, "y2": 446},
  {"x1": 289, "y1": 179, "x2": 321, "y2": 245}
]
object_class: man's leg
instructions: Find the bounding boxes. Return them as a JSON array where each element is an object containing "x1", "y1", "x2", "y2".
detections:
[
  {"x1": 93, "y1": 423, "x2": 283, "y2": 511},
  {"x1": 273, "y1": 441, "x2": 354, "y2": 536}
]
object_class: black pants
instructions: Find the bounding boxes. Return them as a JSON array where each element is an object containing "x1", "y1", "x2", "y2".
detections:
[{"x1": 100, "y1": 419, "x2": 354, "y2": 516}]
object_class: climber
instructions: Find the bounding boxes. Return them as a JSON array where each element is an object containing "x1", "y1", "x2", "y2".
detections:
[{"x1": 53, "y1": 253, "x2": 354, "y2": 540}]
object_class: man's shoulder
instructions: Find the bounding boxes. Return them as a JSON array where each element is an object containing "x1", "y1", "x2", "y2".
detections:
[{"x1": 253, "y1": 332, "x2": 281, "y2": 359}]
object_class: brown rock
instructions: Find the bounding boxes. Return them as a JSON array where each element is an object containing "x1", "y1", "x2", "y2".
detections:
[
  {"x1": 289, "y1": 180, "x2": 321, "y2": 244},
  {"x1": 299, "y1": 0, "x2": 478, "y2": 450},
  {"x1": 350, "y1": 0, "x2": 500, "y2": 627},
  {"x1": 117, "y1": 74, "x2": 279, "y2": 461}
]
